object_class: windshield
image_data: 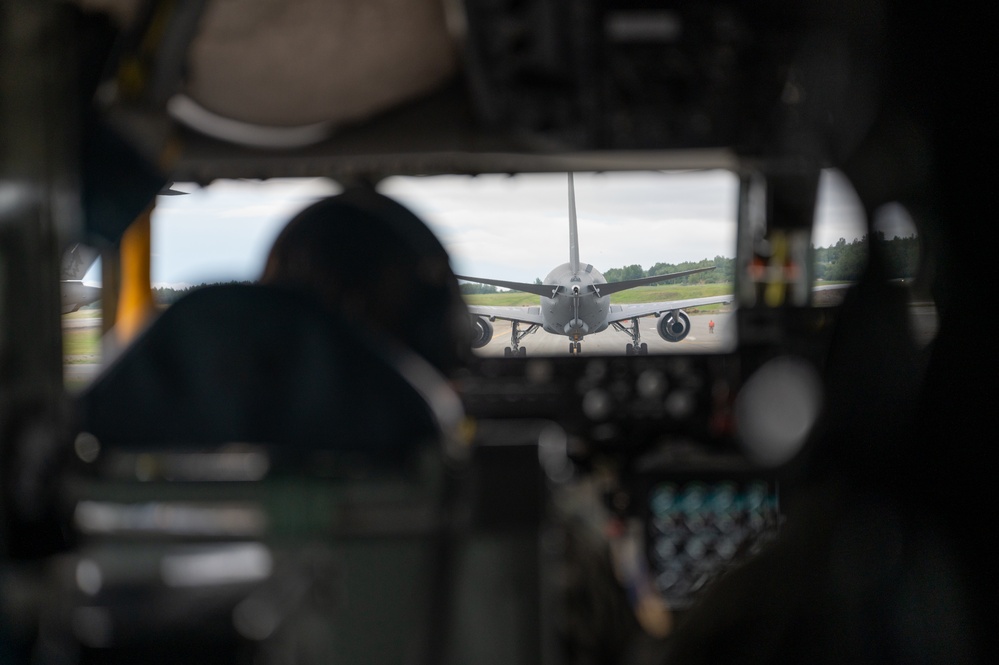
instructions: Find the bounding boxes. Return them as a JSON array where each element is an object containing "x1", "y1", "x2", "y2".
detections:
[{"x1": 382, "y1": 171, "x2": 739, "y2": 357}]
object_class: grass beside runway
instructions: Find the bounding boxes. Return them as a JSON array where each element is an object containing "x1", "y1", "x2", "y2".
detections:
[
  {"x1": 63, "y1": 328, "x2": 100, "y2": 362},
  {"x1": 607, "y1": 282, "x2": 733, "y2": 304},
  {"x1": 63, "y1": 308, "x2": 101, "y2": 319},
  {"x1": 62, "y1": 313, "x2": 102, "y2": 391}
]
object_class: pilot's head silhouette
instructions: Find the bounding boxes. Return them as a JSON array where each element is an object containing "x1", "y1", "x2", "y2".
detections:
[{"x1": 261, "y1": 187, "x2": 470, "y2": 375}]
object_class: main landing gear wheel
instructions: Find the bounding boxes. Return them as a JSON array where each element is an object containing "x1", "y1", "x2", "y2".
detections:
[
  {"x1": 570, "y1": 341, "x2": 581, "y2": 355},
  {"x1": 506, "y1": 322, "x2": 539, "y2": 358},
  {"x1": 615, "y1": 317, "x2": 650, "y2": 356}
]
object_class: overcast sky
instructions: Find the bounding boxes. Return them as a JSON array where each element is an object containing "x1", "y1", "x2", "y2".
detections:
[{"x1": 84, "y1": 168, "x2": 873, "y2": 287}]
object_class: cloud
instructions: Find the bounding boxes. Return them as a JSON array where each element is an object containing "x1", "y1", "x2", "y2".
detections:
[
  {"x1": 382, "y1": 171, "x2": 739, "y2": 281},
  {"x1": 813, "y1": 169, "x2": 867, "y2": 247}
]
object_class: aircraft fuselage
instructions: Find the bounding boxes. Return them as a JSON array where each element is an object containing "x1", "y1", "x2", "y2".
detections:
[{"x1": 540, "y1": 262, "x2": 610, "y2": 339}]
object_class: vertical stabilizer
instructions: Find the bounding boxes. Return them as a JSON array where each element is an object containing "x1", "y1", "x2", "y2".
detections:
[
  {"x1": 568, "y1": 172, "x2": 580, "y2": 274},
  {"x1": 62, "y1": 244, "x2": 99, "y2": 281}
]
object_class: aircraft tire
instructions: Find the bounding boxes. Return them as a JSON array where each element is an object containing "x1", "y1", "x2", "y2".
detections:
[
  {"x1": 518, "y1": 347, "x2": 527, "y2": 357},
  {"x1": 626, "y1": 343, "x2": 635, "y2": 355},
  {"x1": 640, "y1": 343, "x2": 649, "y2": 355},
  {"x1": 504, "y1": 347, "x2": 512, "y2": 357}
]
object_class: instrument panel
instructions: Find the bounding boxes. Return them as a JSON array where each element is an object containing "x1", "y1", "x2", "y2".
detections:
[{"x1": 459, "y1": 353, "x2": 741, "y2": 456}]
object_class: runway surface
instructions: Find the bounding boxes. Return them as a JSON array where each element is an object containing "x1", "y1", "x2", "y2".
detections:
[
  {"x1": 473, "y1": 311, "x2": 735, "y2": 357},
  {"x1": 63, "y1": 316, "x2": 101, "y2": 329},
  {"x1": 61, "y1": 303, "x2": 941, "y2": 377}
]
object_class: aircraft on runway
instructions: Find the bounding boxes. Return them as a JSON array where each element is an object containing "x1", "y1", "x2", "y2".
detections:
[
  {"x1": 457, "y1": 173, "x2": 734, "y2": 356},
  {"x1": 61, "y1": 244, "x2": 101, "y2": 313}
]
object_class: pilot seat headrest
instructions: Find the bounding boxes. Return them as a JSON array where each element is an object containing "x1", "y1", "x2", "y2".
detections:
[{"x1": 261, "y1": 188, "x2": 470, "y2": 375}]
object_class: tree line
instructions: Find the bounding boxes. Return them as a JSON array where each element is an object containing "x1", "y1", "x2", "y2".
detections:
[
  {"x1": 597, "y1": 234, "x2": 917, "y2": 285},
  {"x1": 153, "y1": 234, "x2": 915, "y2": 304},
  {"x1": 814, "y1": 233, "x2": 917, "y2": 281},
  {"x1": 458, "y1": 283, "x2": 502, "y2": 295},
  {"x1": 603, "y1": 256, "x2": 734, "y2": 284},
  {"x1": 153, "y1": 281, "x2": 253, "y2": 304}
]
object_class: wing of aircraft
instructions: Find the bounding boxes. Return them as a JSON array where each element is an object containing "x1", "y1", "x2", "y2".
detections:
[
  {"x1": 467, "y1": 295, "x2": 734, "y2": 328},
  {"x1": 466, "y1": 292, "x2": 735, "y2": 355},
  {"x1": 606, "y1": 294, "x2": 735, "y2": 323},
  {"x1": 465, "y1": 304, "x2": 545, "y2": 356},
  {"x1": 466, "y1": 305, "x2": 545, "y2": 326}
]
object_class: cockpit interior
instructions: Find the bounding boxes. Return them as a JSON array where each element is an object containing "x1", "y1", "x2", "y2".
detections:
[{"x1": 1, "y1": 1, "x2": 993, "y2": 664}]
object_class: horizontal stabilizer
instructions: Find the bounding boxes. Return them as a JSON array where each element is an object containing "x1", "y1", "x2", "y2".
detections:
[
  {"x1": 456, "y1": 275, "x2": 555, "y2": 298},
  {"x1": 595, "y1": 266, "x2": 716, "y2": 296}
]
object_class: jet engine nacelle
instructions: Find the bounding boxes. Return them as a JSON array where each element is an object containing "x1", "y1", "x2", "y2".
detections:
[
  {"x1": 470, "y1": 315, "x2": 494, "y2": 349},
  {"x1": 657, "y1": 310, "x2": 691, "y2": 343}
]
